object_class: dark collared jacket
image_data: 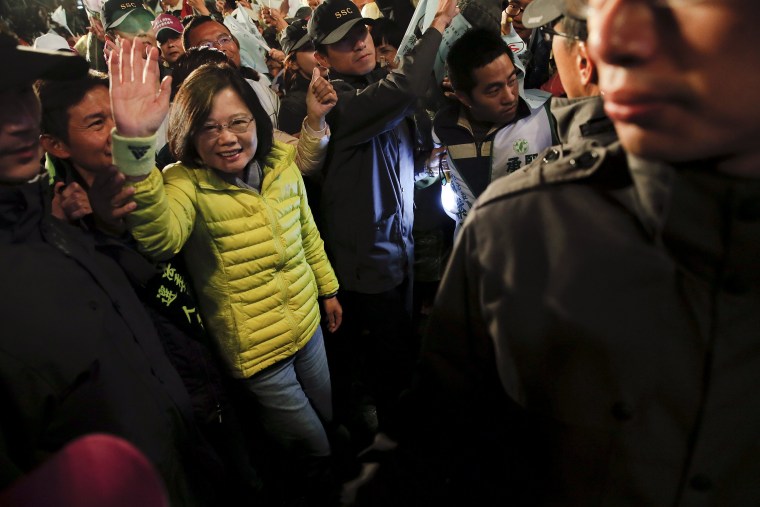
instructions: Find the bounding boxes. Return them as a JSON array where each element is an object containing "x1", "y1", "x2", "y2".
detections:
[
  {"x1": 319, "y1": 28, "x2": 442, "y2": 294},
  {"x1": 0, "y1": 180, "x2": 206, "y2": 505},
  {"x1": 433, "y1": 98, "x2": 556, "y2": 232},
  {"x1": 405, "y1": 140, "x2": 760, "y2": 505},
  {"x1": 550, "y1": 94, "x2": 617, "y2": 146}
]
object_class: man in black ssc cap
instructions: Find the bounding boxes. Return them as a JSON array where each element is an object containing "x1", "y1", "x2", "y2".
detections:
[{"x1": 306, "y1": 0, "x2": 457, "y2": 451}]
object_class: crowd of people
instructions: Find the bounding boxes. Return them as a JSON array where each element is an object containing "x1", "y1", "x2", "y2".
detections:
[{"x1": 1, "y1": 0, "x2": 759, "y2": 505}]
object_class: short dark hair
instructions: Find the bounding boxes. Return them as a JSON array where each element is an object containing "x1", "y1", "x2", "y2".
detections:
[
  {"x1": 170, "y1": 46, "x2": 231, "y2": 100},
  {"x1": 35, "y1": 70, "x2": 109, "y2": 143},
  {"x1": 447, "y1": 28, "x2": 515, "y2": 96},
  {"x1": 169, "y1": 63, "x2": 273, "y2": 168},
  {"x1": 370, "y1": 18, "x2": 402, "y2": 50},
  {"x1": 182, "y1": 15, "x2": 232, "y2": 51}
]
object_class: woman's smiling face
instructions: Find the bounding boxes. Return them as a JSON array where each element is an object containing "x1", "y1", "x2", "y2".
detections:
[{"x1": 194, "y1": 87, "x2": 257, "y2": 177}]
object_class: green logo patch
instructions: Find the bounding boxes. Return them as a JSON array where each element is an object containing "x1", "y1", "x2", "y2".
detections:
[{"x1": 513, "y1": 138, "x2": 529, "y2": 155}]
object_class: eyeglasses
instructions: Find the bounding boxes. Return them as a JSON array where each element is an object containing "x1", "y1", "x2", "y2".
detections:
[
  {"x1": 200, "y1": 117, "x2": 254, "y2": 139},
  {"x1": 540, "y1": 25, "x2": 583, "y2": 43},
  {"x1": 196, "y1": 35, "x2": 234, "y2": 49},
  {"x1": 505, "y1": 2, "x2": 525, "y2": 16}
]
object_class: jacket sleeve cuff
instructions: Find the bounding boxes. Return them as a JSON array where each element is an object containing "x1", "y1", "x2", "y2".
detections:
[
  {"x1": 111, "y1": 128, "x2": 157, "y2": 177},
  {"x1": 301, "y1": 118, "x2": 330, "y2": 140}
]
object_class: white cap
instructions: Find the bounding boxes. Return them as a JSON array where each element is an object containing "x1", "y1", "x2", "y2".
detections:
[{"x1": 33, "y1": 32, "x2": 75, "y2": 52}]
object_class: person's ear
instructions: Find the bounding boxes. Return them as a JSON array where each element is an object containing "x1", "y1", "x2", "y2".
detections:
[
  {"x1": 577, "y1": 42, "x2": 596, "y2": 87},
  {"x1": 40, "y1": 134, "x2": 72, "y2": 160},
  {"x1": 231, "y1": 33, "x2": 241, "y2": 49}
]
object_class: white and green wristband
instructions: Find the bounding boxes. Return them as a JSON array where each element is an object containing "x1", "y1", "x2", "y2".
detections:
[{"x1": 111, "y1": 128, "x2": 158, "y2": 177}]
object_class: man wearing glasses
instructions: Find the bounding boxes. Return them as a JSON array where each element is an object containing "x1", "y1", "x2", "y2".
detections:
[
  {"x1": 394, "y1": 0, "x2": 760, "y2": 505},
  {"x1": 504, "y1": 0, "x2": 554, "y2": 88},
  {"x1": 183, "y1": 16, "x2": 281, "y2": 128},
  {"x1": 523, "y1": 0, "x2": 616, "y2": 145},
  {"x1": 504, "y1": 0, "x2": 533, "y2": 41}
]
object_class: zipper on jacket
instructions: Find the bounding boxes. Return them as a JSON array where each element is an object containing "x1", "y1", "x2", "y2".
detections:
[{"x1": 261, "y1": 197, "x2": 300, "y2": 338}]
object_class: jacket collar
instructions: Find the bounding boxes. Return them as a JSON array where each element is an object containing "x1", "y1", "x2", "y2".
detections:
[
  {"x1": 433, "y1": 97, "x2": 533, "y2": 143},
  {"x1": 194, "y1": 141, "x2": 296, "y2": 191},
  {"x1": 0, "y1": 178, "x2": 48, "y2": 244},
  {"x1": 622, "y1": 151, "x2": 760, "y2": 291},
  {"x1": 328, "y1": 66, "x2": 387, "y2": 90},
  {"x1": 550, "y1": 95, "x2": 615, "y2": 145}
]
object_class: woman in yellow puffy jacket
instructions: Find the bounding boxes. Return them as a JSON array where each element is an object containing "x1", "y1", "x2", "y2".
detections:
[{"x1": 102, "y1": 39, "x2": 343, "y2": 492}]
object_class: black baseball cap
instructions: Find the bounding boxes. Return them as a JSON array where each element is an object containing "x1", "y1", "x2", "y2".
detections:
[
  {"x1": 102, "y1": 0, "x2": 151, "y2": 31},
  {"x1": 282, "y1": 19, "x2": 312, "y2": 55},
  {"x1": 307, "y1": 0, "x2": 374, "y2": 45},
  {"x1": 286, "y1": 6, "x2": 313, "y2": 23},
  {"x1": 523, "y1": 0, "x2": 587, "y2": 28},
  {"x1": 0, "y1": 34, "x2": 88, "y2": 92}
]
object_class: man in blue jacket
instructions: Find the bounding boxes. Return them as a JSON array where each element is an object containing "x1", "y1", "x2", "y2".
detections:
[{"x1": 306, "y1": 0, "x2": 457, "y2": 447}]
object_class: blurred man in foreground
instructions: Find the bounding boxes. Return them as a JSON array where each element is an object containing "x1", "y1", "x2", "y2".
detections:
[{"x1": 400, "y1": 0, "x2": 760, "y2": 505}]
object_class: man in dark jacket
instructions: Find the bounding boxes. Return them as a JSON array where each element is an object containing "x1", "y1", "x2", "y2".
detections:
[
  {"x1": 397, "y1": 0, "x2": 760, "y2": 505},
  {"x1": 0, "y1": 34, "x2": 210, "y2": 506},
  {"x1": 306, "y1": 0, "x2": 456, "y2": 446},
  {"x1": 433, "y1": 28, "x2": 556, "y2": 236}
]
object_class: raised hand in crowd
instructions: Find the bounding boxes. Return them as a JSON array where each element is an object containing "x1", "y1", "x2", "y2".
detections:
[
  {"x1": 429, "y1": 0, "x2": 460, "y2": 32},
  {"x1": 186, "y1": 0, "x2": 211, "y2": 15},
  {"x1": 305, "y1": 67, "x2": 337, "y2": 131},
  {"x1": 109, "y1": 38, "x2": 171, "y2": 142},
  {"x1": 261, "y1": 7, "x2": 289, "y2": 31}
]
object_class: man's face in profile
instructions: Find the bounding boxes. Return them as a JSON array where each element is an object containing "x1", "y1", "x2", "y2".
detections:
[{"x1": 588, "y1": 0, "x2": 760, "y2": 172}]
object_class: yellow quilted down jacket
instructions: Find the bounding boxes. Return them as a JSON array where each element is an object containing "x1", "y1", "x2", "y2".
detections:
[{"x1": 125, "y1": 142, "x2": 339, "y2": 378}]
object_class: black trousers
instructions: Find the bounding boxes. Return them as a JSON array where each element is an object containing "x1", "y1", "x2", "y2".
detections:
[{"x1": 324, "y1": 279, "x2": 417, "y2": 444}]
